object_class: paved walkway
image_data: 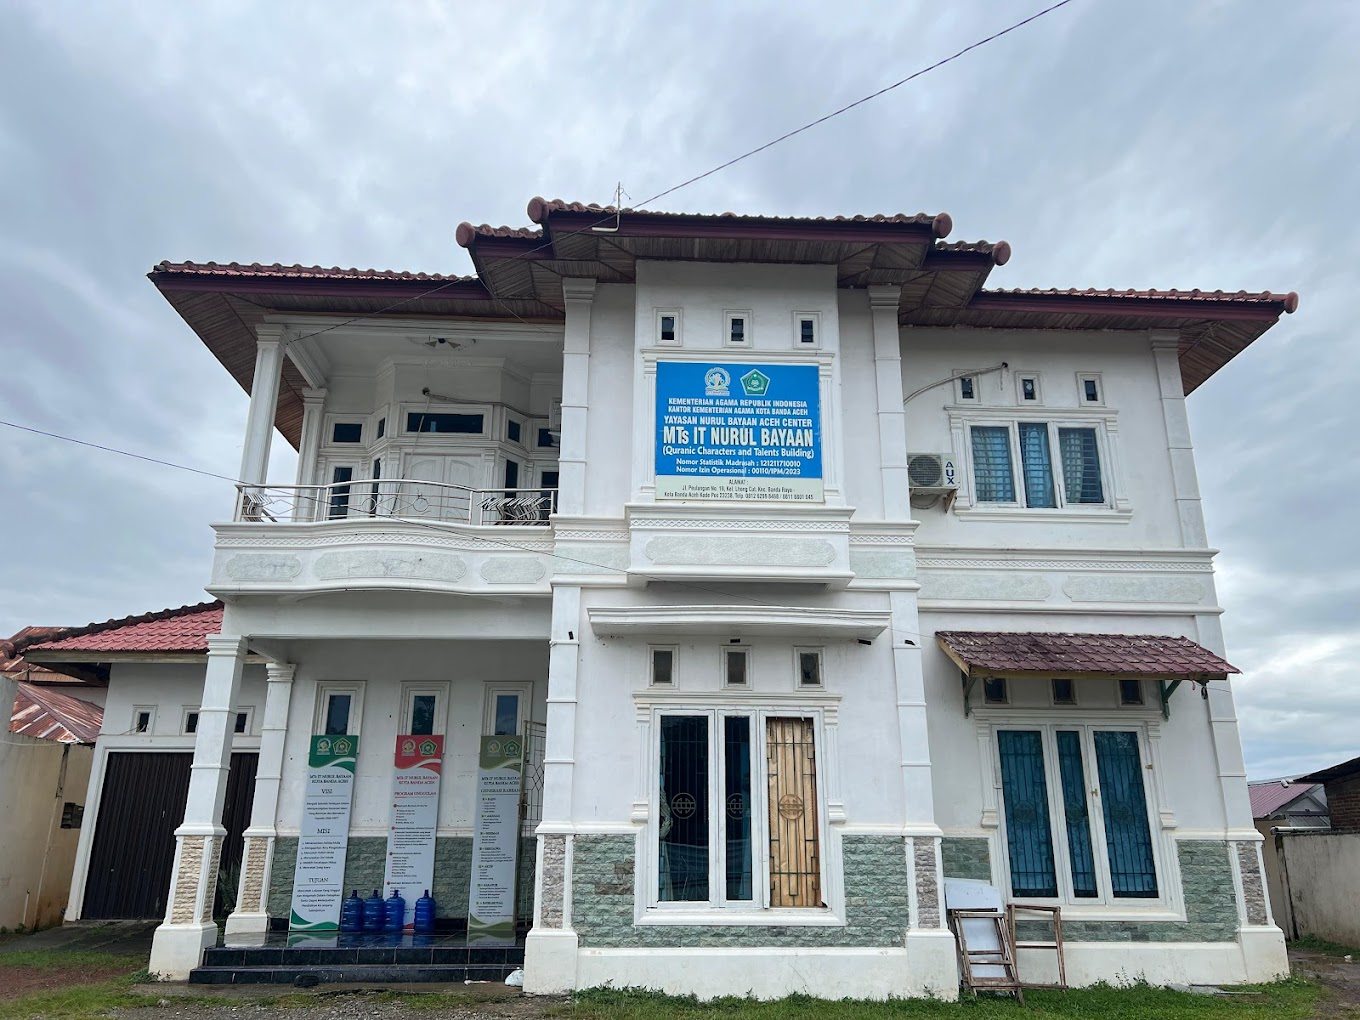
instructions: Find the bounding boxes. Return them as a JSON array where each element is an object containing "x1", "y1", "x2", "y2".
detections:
[{"x1": 0, "y1": 919, "x2": 156, "y2": 958}]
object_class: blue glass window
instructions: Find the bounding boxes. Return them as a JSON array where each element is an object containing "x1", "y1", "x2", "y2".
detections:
[
  {"x1": 659, "y1": 716, "x2": 710, "y2": 901},
  {"x1": 328, "y1": 466, "x2": 353, "y2": 519},
  {"x1": 1056, "y1": 732, "x2": 1098, "y2": 897},
  {"x1": 971, "y1": 427, "x2": 1015, "y2": 502},
  {"x1": 1094, "y1": 731, "x2": 1158, "y2": 897},
  {"x1": 997, "y1": 730, "x2": 1058, "y2": 897},
  {"x1": 724, "y1": 716, "x2": 753, "y2": 901},
  {"x1": 1018, "y1": 423, "x2": 1056, "y2": 508},
  {"x1": 1058, "y1": 428, "x2": 1105, "y2": 503},
  {"x1": 493, "y1": 694, "x2": 519, "y2": 736}
]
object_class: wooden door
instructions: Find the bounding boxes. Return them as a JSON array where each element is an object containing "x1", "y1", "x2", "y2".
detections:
[{"x1": 766, "y1": 717, "x2": 822, "y2": 907}]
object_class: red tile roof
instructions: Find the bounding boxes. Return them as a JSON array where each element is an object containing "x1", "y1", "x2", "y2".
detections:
[
  {"x1": 20, "y1": 602, "x2": 224, "y2": 656},
  {"x1": 152, "y1": 261, "x2": 475, "y2": 283},
  {"x1": 525, "y1": 196, "x2": 950, "y2": 231},
  {"x1": 1248, "y1": 779, "x2": 1322, "y2": 819},
  {"x1": 936, "y1": 630, "x2": 1238, "y2": 679},
  {"x1": 981, "y1": 286, "x2": 1298, "y2": 311},
  {"x1": 10, "y1": 682, "x2": 103, "y2": 744}
]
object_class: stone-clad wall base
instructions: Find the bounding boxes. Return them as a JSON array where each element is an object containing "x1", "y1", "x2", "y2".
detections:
[
  {"x1": 268, "y1": 836, "x2": 536, "y2": 922},
  {"x1": 940, "y1": 837, "x2": 992, "y2": 882},
  {"x1": 572, "y1": 833, "x2": 909, "y2": 948}
]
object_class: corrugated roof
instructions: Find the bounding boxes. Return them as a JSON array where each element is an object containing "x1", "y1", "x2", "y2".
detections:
[
  {"x1": 1248, "y1": 779, "x2": 1322, "y2": 819},
  {"x1": 10, "y1": 682, "x2": 103, "y2": 744},
  {"x1": 1297, "y1": 755, "x2": 1360, "y2": 787},
  {"x1": 21, "y1": 602, "x2": 224, "y2": 655},
  {"x1": 936, "y1": 631, "x2": 1238, "y2": 679}
]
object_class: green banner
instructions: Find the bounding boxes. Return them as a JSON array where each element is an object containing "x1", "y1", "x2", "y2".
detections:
[
  {"x1": 289, "y1": 734, "x2": 359, "y2": 932},
  {"x1": 468, "y1": 735, "x2": 524, "y2": 944}
]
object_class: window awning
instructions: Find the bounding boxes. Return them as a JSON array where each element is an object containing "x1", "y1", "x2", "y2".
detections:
[{"x1": 936, "y1": 630, "x2": 1238, "y2": 719}]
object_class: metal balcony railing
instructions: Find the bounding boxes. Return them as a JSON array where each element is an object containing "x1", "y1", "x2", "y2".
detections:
[{"x1": 234, "y1": 480, "x2": 558, "y2": 526}]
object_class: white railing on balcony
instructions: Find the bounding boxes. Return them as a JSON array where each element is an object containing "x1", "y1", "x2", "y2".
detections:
[{"x1": 235, "y1": 480, "x2": 558, "y2": 527}]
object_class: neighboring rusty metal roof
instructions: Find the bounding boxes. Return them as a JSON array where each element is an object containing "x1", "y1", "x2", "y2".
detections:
[
  {"x1": 936, "y1": 630, "x2": 1238, "y2": 679},
  {"x1": 152, "y1": 261, "x2": 476, "y2": 283},
  {"x1": 1248, "y1": 779, "x2": 1323, "y2": 819},
  {"x1": 1297, "y1": 755, "x2": 1360, "y2": 787},
  {"x1": 10, "y1": 682, "x2": 103, "y2": 744},
  {"x1": 20, "y1": 602, "x2": 224, "y2": 656}
]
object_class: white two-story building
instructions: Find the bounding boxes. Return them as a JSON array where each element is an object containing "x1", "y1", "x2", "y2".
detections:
[{"x1": 38, "y1": 199, "x2": 1298, "y2": 996}]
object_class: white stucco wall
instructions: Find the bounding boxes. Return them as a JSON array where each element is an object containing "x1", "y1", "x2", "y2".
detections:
[{"x1": 274, "y1": 638, "x2": 549, "y2": 836}]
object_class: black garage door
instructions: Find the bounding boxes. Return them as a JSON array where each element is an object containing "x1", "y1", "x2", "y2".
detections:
[{"x1": 83, "y1": 751, "x2": 257, "y2": 920}]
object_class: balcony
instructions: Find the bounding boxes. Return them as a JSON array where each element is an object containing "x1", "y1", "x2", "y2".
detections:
[{"x1": 208, "y1": 481, "x2": 559, "y2": 598}]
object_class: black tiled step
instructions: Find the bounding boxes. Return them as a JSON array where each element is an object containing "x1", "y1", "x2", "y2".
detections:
[
  {"x1": 188, "y1": 963, "x2": 521, "y2": 985},
  {"x1": 201, "y1": 945, "x2": 521, "y2": 968}
]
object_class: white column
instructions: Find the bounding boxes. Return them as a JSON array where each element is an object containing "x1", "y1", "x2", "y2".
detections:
[
  {"x1": 1151, "y1": 332, "x2": 1252, "y2": 831},
  {"x1": 239, "y1": 324, "x2": 287, "y2": 486},
  {"x1": 293, "y1": 387, "x2": 327, "y2": 521},
  {"x1": 149, "y1": 634, "x2": 247, "y2": 979},
  {"x1": 557, "y1": 279, "x2": 596, "y2": 517},
  {"x1": 525, "y1": 585, "x2": 582, "y2": 993},
  {"x1": 224, "y1": 662, "x2": 295, "y2": 939},
  {"x1": 868, "y1": 284, "x2": 911, "y2": 519}
]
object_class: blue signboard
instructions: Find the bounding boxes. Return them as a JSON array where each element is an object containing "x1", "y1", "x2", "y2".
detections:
[{"x1": 655, "y1": 361, "x2": 823, "y2": 502}]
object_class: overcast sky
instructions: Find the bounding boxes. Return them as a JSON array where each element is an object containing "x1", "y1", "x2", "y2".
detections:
[{"x1": 1, "y1": 1, "x2": 1355, "y2": 778}]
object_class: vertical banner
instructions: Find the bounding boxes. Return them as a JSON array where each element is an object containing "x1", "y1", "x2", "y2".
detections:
[
  {"x1": 655, "y1": 361, "x2": 823, "y2": 502},
  {"x1": 467, "y1": 734, "x2": 524, "y2": 943},
  {"x1": 289, "y1": 734, "x2": 358, "y2": 931},
  {"x1": 382, "y1": 734, "x2": 444, "y2": 928}
]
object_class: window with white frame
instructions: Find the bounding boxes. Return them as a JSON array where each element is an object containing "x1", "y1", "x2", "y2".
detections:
[
  {"x1": 1017, "y1": 374, "x2": 1042, "y2": 403},
  {"x1": 133, "y1": 706, "x2": 156, "y2": 734},
  {"x1": 995, "y1": 725, "x2": 1161, "y2": 904},
  {"x1": 313, "y1": 683, "x2": 364, "y2": 736},
  {"x1": 653, "y1": 709, "x2": 825, "y2": 911},
  {"x1": 793, "y1": 312, "x2": 819, "y2": 348},
  {"x1": 1077, "y1": 373, "x2": 1103, "y2": 405},
  {"x1": 650, "y1": 646, "x2": 677, "y2": 687},
  {"x1": 234, "y1": 709, "x2": 252, "y2": 735},
  {"x1": 724, "y1": 311, "x2": 751, "y2": 347},
  {"x1": 795, "y1": 648, "x2": 823, "y2": 688},
  {"x1": 656, "y1": 309, "x2": 682, "y2": 346},
  {"x1": 969, "y1": 421, "x2": 1108, "y2": 508},
  {"x1": 401, "y1": 684, "x2": 447, "y2": 736},
  {"x1": 483, "y1": 683, "x2": 530, "y2": 736},
  {"x1": 182, "y1": 708, "x2": 199, "y2": 735}
]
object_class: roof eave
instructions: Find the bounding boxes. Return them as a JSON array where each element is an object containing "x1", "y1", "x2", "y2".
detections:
[{"x1": 969, "y1": 292, "x2": 1295, "y2": 322}]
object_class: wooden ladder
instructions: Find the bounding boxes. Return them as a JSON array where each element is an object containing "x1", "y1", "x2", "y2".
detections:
[
  {"x1": 1007, "y1": 903, "x2": 1068, "y2": 990},
  {"x1": 948, "y1": 908, "x2": 1024, "y2": 1003}
]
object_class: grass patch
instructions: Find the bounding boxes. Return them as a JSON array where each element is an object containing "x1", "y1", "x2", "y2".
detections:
[
  {"x1": 0, "y1": 950, "x2": 143, "y2": 971},
  {"x1": 1290, "y1": 935, "x2": 1360, "y2": 957},
  {"x1": 556, "y1": 979, "x2": 1320, "y2": 1020},
  {"x1": 0, "y1": 977, "x2": 177, "y2": 1020}
]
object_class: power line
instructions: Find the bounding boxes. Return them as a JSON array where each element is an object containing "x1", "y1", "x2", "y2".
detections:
[
  {"x1": 2, "y1": 415, "x2": 926, "y2": 644},
  {"x1": 636, "y1": 0, "x2": 1077, "y2": 209},
  {"x1": 0, "y1": 419, "x2": 239, "y2": 483},
  {"x1": 269, "y1": 0, "x2": 1077, "y2": 349}
]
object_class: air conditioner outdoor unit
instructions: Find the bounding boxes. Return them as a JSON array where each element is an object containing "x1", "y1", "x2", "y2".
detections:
[
  {"x1": 547, "y1": 396, "x2": 562, "y2": 435},
  {"x1": 907, "y1": 452, "x2": 959, "y2": 491}
]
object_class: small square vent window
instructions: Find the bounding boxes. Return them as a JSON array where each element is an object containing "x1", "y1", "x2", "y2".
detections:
[
  {"x1": 1083, "y1": 378, "x2": 1101, "y2": 402},
  {"x1": 507, "y1": 420, "x2": 522, "y2": 443},
  {"x1": 725, "y1": 648, "x2": 749, "y2": 687},
  {"x1": 1052, "y1": 679, "x2": 1076, "y2": 705},
  {"x1": 660, "y1": 315, "x2": 676, "y2": 343},
  {"x1": 983, "y1": 678, "x2": 1007, "y2": 704},
  {"x1": 376, "y1": 417, "x2": 386, "y2": 439},
  {"x1": 799, "y1": 318, "x2": 816, "y2": 344},
  {"x1": 1021, "y1": 377, "x2": 1038, "y2": 401},
  {"x1": 332, "y1": 422, "x2": 363, "y2": 444},
  {"x1": 797, "y1": 649, "x2": 823, "y2": 687},
  {"x1": 651, "y1": 647, "x2": 675, "y2": 686},
  {"x1": 959, "y1": 377, "x2": 976, "y2": 401},
  {"x1": 729, "y1": 316, "x2": 746, "y2": 344}
]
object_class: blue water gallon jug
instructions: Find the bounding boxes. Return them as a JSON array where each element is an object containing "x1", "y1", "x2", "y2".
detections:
[
  {"x1": 384, "y1": 889, "x2": 406, "y2": 932},
  {"x1": 339, "y1": 889, "x2": 364, "y2": 933},
  {"x1": 363, "y1": 889, "x2": 385, "y2": 932},
  {"x1": 414, "y1": 889, "x2": 436, "y2": 934}
]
